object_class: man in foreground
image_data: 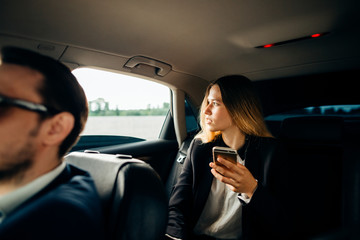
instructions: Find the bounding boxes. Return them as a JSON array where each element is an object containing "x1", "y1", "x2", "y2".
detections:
[{"x1": 0, "y1": 46, "x2": 103, "y2": 239}]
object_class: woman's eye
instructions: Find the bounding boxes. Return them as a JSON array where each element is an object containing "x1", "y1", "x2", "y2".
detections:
[{"x1": 206, "y1": 100, "x2": 219, "y2": 107}]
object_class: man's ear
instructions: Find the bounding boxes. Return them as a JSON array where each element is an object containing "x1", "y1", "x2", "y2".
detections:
[{"x1": 42, "y1": 112, "x2": 74, "y2": 146}]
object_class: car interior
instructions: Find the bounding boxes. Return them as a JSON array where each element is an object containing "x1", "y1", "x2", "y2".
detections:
[{"x1": 1, "y1": 0, "x2": 359, "y2": 239}]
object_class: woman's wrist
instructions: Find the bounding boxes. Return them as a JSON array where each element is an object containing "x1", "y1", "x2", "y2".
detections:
[{"x1": 246, "y1": 179, "x2": 258, "y2": 198}]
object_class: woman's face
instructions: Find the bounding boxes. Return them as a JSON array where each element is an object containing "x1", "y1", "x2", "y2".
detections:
[{"x1": 203, "y1": 84, "x2": 234, "y2": 132}]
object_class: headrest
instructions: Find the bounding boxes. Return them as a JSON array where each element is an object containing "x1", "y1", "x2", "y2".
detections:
[
  {"x1": 279, "y1": 116, "x2": 343, "y2": 142},
  {"x1": 65, "y1": 151, "x2": 143, "y2": 208}
]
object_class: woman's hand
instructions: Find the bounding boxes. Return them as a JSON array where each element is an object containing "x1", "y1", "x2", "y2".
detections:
[{"x1": 209, "y1": 157, "x2": 258, "y2": 197}]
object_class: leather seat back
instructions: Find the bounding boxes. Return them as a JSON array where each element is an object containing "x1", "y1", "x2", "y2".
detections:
[
  {"x1": 279, "y1": 116, "x2": 344, "y2": 238},
  {"x1": 65, "y1": 152, "x2": 168, "y2": 240}
]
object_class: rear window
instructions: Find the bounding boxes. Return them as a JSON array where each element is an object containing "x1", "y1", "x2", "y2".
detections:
[
  {"x1": 265, "y1": 105, "x2": 360, "y2": 138},
  {"x1": 266, "y1": 105, "x2": 360, "y2": 120}
]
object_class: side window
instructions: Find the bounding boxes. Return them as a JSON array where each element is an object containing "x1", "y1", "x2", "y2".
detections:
[{"x1": 71, "y1": 68, "x2": 171, "y2": 150}]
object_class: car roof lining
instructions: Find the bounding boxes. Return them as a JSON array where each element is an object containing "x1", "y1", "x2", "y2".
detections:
[{"x1": 1, "y1": 0, "x2": 360, "y2": 82}]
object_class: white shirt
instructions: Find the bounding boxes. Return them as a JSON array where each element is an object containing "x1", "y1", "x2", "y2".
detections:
[
  {"x1": 193, "y1": 155, "x2": 249, "y2": 240},
  {"x1": 0, "y1": 161, "x2": 66, "y2": 223}
]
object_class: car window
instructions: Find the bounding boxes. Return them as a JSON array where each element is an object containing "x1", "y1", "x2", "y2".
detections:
[
  {"x1": 264, "y1": 105, "x2": 360, "y2": 138},
  {"x1": 73, "y1": 68, "x2": 170, "y2": 140}
]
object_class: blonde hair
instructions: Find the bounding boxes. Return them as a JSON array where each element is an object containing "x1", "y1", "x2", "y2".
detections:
[{"x1": 196, "y1": 75, "x2": 273, "y2": 143}]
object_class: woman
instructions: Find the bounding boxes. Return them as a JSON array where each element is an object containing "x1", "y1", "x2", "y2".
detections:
[{"x1": 166, "y1": 75, "x2": 291, "y2": 240}]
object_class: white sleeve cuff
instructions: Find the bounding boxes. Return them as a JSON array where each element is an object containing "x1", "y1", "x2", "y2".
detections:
[
  {"x1": 237, "y1": 179, "x2": 258, "y2": 205},
  {"x1": 165, "y1": 234, "x2": 183, "y2": 240},
  {"x1": 238, "y1": 193, "x2": 252, "y2": 204}
]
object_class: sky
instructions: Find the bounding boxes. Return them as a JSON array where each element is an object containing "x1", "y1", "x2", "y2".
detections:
[{"x1": 73, "y1": 67, "x2": 170, "y2": 110}]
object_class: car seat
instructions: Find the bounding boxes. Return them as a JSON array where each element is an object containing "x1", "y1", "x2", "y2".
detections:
[
  {"x1": 65, "y1": 151, "x2": 168, "y2": 240},
  {"x1": 279, "y1": 116, "x2": 344, "y2": 238}
]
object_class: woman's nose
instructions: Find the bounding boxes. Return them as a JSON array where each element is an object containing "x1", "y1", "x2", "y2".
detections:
[{"x1": 204, "y1": 104, "x2": 211, "y2": 115}]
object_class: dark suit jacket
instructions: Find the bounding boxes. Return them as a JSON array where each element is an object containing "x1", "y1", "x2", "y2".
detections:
[
  {"x1": 167, "y1": 135, "x2": 293, "y2": 240},
  {"x1": 0, "y1": 163, "x2": 104, "y2": 240}
]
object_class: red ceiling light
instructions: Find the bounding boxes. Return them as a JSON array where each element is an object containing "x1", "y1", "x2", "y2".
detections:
[
  {"x1": 256, "y1": 32, "x2": 329, "y2": 48},
  {"x1": 263, "y1": 44, "x2": 274, "y2": 48},
  {"x1": 311, "y1": 33, "x2": 322, "y2": 38}
]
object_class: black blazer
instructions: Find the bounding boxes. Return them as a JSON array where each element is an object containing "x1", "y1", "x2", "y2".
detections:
[
  {"x1": 167, "y1": 136, "x2": 292, "y2": 240},
  {"x1": 0, "y1": 163, "x2": 104, "y2": 240}
]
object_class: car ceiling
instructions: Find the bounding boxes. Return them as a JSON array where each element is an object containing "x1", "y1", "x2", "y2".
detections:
[{"x1": 0, "y1": 0, "x2": 360, "y2": 107}]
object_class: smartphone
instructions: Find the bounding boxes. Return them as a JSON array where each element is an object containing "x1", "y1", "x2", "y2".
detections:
[{"x1": 212, "y1": 146, "x2": 237, "y2": 165}]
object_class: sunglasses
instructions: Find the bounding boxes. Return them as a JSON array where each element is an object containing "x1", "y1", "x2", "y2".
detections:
[{"x1": 0, "y1": 94, "x2": 60, "y2": 115}]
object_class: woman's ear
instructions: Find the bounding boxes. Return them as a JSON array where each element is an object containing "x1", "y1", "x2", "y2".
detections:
[{"x1": 42, "y1": 112, "x2": 74, "y2": 146}]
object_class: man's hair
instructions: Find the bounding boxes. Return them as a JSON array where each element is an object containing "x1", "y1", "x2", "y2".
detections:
[{"x1": 1, "y1": 46, "x2": 88, "y2": 157}]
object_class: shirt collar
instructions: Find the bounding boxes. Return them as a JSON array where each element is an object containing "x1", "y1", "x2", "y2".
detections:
[{"x1": 0, "y1": 161, "x2": 66, "y2": 223}]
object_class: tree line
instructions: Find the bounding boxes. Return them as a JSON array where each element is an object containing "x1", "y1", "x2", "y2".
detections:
[{"x1": 88, "y1": 98, "x2": 170, "y2": 116}]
